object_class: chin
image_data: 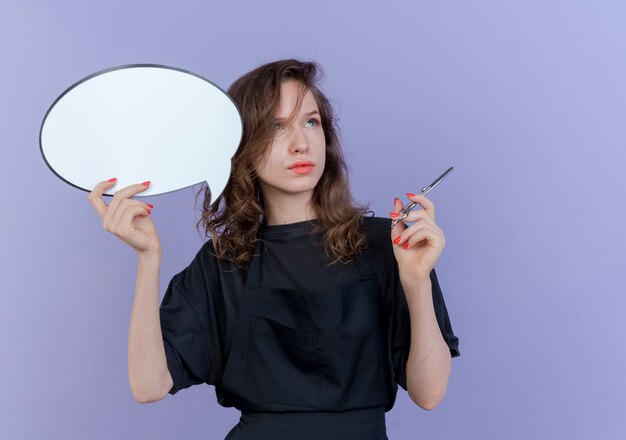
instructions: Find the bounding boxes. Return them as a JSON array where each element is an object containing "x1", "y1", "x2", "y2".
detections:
[
  {"x1": 277, "y1": 179, "x2": 320, "y2": 195},
  {"x1": 260, "y1": 171, "x2": 324, "y2": 197}
]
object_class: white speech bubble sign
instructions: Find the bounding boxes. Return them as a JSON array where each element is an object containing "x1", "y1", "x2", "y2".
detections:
[{"x1": 40, "y1": 64, "x2": 242, "y2": 198}]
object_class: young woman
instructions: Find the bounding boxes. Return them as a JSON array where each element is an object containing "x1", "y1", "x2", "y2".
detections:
[{"x1": 88, "y1": 59, "x2": 459, "y2": 439}]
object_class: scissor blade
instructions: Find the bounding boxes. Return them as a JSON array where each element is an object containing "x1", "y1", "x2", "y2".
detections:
[{"x1": 421, "y1": 167, "x2": 454, "y2": 197}]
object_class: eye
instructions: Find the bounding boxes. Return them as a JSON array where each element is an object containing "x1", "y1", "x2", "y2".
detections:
[
  {"x1": 305, "y1": 118, "x2": 320, "y2": 127},
  {"x1": 274, "y1": 122, "x2": 285, "y2": 130}
]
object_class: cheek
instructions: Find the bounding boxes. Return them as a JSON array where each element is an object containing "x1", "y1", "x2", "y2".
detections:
[
  {"x1": 255, "y1": 160, "x2": 272, "y2": 182},
  {"x1": 310, "y1": 132, "x2": 326, "y2": 155},
  {"x1": 319, "y1": 139, "x2": 327, "y2": 164},
  {"x1": 255, "y1": 144, "x2": 278, "y2": 175},
  {"x1": 315, "y1": 149, "x2": 326, "y2": 179}
]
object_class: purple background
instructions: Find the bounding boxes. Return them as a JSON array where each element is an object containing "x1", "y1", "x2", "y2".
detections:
[{"x1": 2, "y1": 1, "x2": 625, "y2": 438}]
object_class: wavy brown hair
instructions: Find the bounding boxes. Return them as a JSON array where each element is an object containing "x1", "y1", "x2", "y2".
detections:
[{"x1": 196, "y1": 59, "x2": 368, "y2": 267}]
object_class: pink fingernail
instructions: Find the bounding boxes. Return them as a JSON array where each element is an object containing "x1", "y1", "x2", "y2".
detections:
[
  {"x1": 142, "y1": 181, "x2": 151, "y2": 186},
  {"x1": 390, "y1": 212, "x2": 399, "y2": 218},
  {"x1": 393, "y1": 236, "x2": 401, "y2": 245},
  {"x1": 108, "y1": 177, "x2": 117, "y2": 182},
  {"x1": 403, "y1": 242, "x2": 409, "y2": 249},
  {"x1": 146, "y1": 203, "x2": 154, "y2": 209},
  {"x1": 406, "y1": 193, "x2": 416, "y2": 198}
]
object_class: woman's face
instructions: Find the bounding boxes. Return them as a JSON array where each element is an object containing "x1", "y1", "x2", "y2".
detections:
[{"x1": 255, "y1": 80, "x2": 326, "y2": 201}]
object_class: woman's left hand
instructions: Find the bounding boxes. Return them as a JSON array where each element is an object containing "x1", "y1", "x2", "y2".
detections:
[{"x1": 390, "y1": 193, "x2": 446, "y2": 283}]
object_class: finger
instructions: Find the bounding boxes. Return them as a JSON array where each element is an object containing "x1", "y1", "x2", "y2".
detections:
[
  {"x1": 406, "y1": 193, "x2": 435, "y2": 220},
  {"x1": 88, "y1": 178, "x2": 118, "y2": 220},
  {"x1": 400, "y1": 225, "x2": 440, "y2": 250},
  {"x1": 108, "y1": 198, "x2": 153, "y2": 233},
  {"x1": 110, "y1": 205, "x2": 153, "y2": 241},
  {"x1": 391, "y1": 197, "x2": 435, "y2": 242},
  {"x1": 390, "y1": 196, "x2": 405, "y2": 243},
  {"x1": 390, "y1": 197, "x2": 405, "y2": 222},
  {"x1": 105, "y1": 181, "x2": 151, "y2": 224},
  {"x1": 402, "y1": 228, "x2": 431, "y2": 249},
  {"x1": 392, "y1": 197, "x2": 402, "y2": 214},
  {"x1": 396, "y1": 219, "x2": 440, "y2": 246},
  {"x1": 400, "y1": 209, "x2": 437, "y2": 228}
]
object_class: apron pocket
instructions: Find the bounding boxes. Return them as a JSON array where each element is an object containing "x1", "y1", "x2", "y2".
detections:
[{"x1": 244, "y1": 316, "x2": 320, "y2": 408}]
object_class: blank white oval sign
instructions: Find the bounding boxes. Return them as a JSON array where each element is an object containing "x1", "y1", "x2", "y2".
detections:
[{"x1": 40, "y1": 64, "x2": 242, "y2": 198}]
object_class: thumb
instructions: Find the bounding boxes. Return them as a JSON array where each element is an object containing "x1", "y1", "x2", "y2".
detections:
[{"x1": 391, "y1": 197, "x2": 405, "y2": 240}]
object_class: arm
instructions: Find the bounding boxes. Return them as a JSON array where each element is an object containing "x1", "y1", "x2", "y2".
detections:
[
  {"x1": 88, "y1": 179, "x2": 174, "y2": 403},
  {"x1": 390, "y1": 193, "x2": 453, "y2": 410},
  {"x1": 128, "y1": 250, "x2": 174, "y2": 403},
  {"x1": 401, "y1": 276, "x2": 451, "y2": 410}
]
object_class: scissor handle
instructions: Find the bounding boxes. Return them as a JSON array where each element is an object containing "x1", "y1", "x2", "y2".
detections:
[{"x1": 390, "y1": 167, "x2": 454, "y2": 228}]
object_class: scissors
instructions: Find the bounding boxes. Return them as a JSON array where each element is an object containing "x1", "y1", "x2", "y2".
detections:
[{"x1": 391, "y1": 166, "x2": 455, "y2": 229}]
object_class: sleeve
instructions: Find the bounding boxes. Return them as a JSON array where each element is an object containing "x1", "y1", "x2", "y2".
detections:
[
  {"x1": 391, "y1": 266, "x2": 460, "y2": 391},
  {"x1": 429, "y1": 268, "x2": 460, "y2": 357},
  {"x1": 159, "y1": 241, "x2": 225, "y2": 395}
]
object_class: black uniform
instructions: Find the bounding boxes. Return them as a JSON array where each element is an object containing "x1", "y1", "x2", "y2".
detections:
[{"x1": 160, "y1": 217, "x2": 460, "y2": 439}]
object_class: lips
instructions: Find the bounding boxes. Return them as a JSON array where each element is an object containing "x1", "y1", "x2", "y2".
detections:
[
  {"x1": 289, "y1": 160, "x2": 314, "y2": 169},
  {"x1": 289, "y1": 160, "x2": 314, "y2": 175}
]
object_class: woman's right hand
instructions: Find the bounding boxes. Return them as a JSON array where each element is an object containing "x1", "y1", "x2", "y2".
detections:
[{"x1": 88, "y1": 178, "x2": 161, "y2": 255}]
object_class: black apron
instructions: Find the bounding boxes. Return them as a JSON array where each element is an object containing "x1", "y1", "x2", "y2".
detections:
[{"x1": 219, "y1": 239, "x2": 389, "y2": 439}]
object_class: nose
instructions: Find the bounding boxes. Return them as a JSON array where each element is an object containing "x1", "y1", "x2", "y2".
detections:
[{"x1": 289, "y1": 126, "x2": 309, "y2": 155}]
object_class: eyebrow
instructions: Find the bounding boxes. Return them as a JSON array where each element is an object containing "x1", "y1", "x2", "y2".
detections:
[{"x1": 274, "y1": 110, "x2": 320, "y2": 121}]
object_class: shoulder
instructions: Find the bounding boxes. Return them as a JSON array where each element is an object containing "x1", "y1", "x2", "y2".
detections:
[
  {"x1": 182, "y1": 239, "x2": 226, "y2": 276},
  {"x1": 361, "y1": 215, "x2": 390, "y2": 231},
  {"x1": 360, "y1": 215, "x2": 396, "y2": 268},
  {"x1": 361, "y1": 215, "x2": 392, "y2": 250},
  {"x1": 194, "y1": 238, "x2": 246, "y2": 276},
  {"x1": 172, "y1": 239, "x2": 246, "y2": 302},
  {"x1": 192, "y1": 239, "x2": 217, "y2": 265}
]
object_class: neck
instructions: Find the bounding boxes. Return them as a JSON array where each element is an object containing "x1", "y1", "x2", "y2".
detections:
[{"x1": 261, "y1": 188, "x2": 318, "y2": 225}]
